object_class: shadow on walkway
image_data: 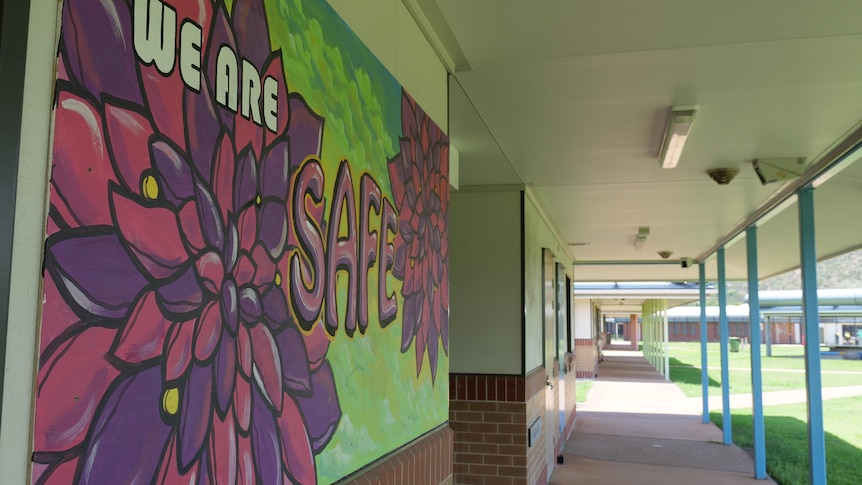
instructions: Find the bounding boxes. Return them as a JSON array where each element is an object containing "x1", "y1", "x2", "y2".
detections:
[{"x1": 550, "y1": 349, "x2": 775, "y2": 484}]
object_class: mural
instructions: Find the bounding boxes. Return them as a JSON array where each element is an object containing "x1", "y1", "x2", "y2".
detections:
[{"x1": 32, "y1": 0, "x2": 449, "y2": 483}]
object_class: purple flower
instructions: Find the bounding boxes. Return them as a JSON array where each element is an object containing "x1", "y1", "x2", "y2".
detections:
[
  {"x1": 34, "y1": 1, "x2": 339, "y2": 484},
  {"x1": 388, "y1": 91, "x2": 450, "y2": 381}
]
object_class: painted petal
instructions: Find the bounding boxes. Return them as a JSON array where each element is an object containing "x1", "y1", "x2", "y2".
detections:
[
  {"x1": 112, "y1": 190, "x2": 189, "y2": 279},
  {"x1": 179, "y1": 363, "x2": 213, "y2": 469},
  {"x1": 238, "y1": 206, "x2": 258, "y2": 253},
  {"x1": 195, "y1": 177, "x2": 225, "y2": 250},
  {"x1": 401, "y1": 294, "x2": 420, "y2": 352},
  {"x1": 104, "y1": 103, "x2": 156, "y2": 193},
  {"x1": 203, "y1": 3, "x2": 238, "y2": 131},
  {"x1": 277, "y1": 395, "x2": 316, "y2": 485},
  {"x1": 236, "y1": 433, "x2": 255, "y2": 485},
  {"x1": 157, "y1": 265, "x2": 204, "y2": 315},
  {"x1": 196, "y1": 251, "x2": 225, "y2": 294},
  {"x1": 388, "y1": 154, "x2": 406, "y2": 209},
  {"x1": 61, "y1": 0, "x2": 141, "y2": 105},
  {"x1": 222, "y1": 278, "x2": 240, "y2": 335},
  {"x1": 213, "y1": 133, "x2": 237, "y2": 223},
  {"x1": 231, "y1": 0, "x2": 271, "y2": 70},
  {"x1": 249, "y1": 324, "x2": 283, "y2": 412},
  {"x1": 427, "y1": 321, "x2": 439, "y2": 382},
  {"x1": 259, "y1": 138, "x2": 289, "y2": 200},
  {"x1": 303, "y1": 324, "x2": 329, "y2": 371},
  {"x1": 295, "y1": 361, "x2": 341, "y2": 452},
  {"x1": 401, "y1": 91, "x2": 419, "y2": 140},
  {"x1": 51, "y1": 92, "x2": 115, "y2": 227},
  {"x1": 214, "y1": 333, "x2": 237, "y2": 417},
  {"x1": 251, "y1": 244, "x2": 276, "y2": 289},
  {"x1": 155, "y1": 432, "x2": 199, "y2": 485},
  {"x1": 209, "y1": 412, "x2": 238, "y2": 485},
  {"x1": 40, "y1": 268, "x2": 85, "y2": 355},
  {"x1": 142, "y1": 64, "x2": 187, "y2": 152},
  {"x1": 234, "y1": 111, "x2": 264, "y2": 161},
  {"x1": 236, "y1": 324, "x2": 253, "y2": 379},
  {"x1": 34, "y1": 327, "x2": 119, "y2": 453},
  {"x1": 258, "y1": 202, "x2": 287, "y2": 259},
  {"x1": 165, "y1": 321, "x2": 195, "y2": 382},
  {"x1": 234, "y1": 254, "x2": 256, "y2": 288},
  {"x1": 415, "y1": 295, "x2": 432, "y2": 374},
  {"x1": 261, "y1": 55, "x2": 289, "y2": 147},
  {"x1": 174, "y1": 1, "x2": 213, "y2": 48},
  {"x1": 251, "y1": 388, "x2": 284, "y2": 485},
  {"x1": 275, "y1": 326, "x2": 311, "y2": 394},
  {"x1": 78, "y1": 367, "x2": 171, "y2": 485},
  {"x1": 184, "y1": 80, "x2": 221, "y2": 182},
  {"x1": 239, "y1": 286, "x2": 263, "y2": 323},
  {"x1": 225, "y1": 219, "x2": 240, "y2": 273},
  {"x1": 152, "y1": 138, "x2": 196, "y2": 205},
  {"x1": 286, "y1": 94, "x2": 324, "y2": 172},
  {"x1": 233, "y1": 373, "x2": 252, "y2": 434},
  {"x1": 45, "y1": 232, "x2": 148, "y2": 320},
  {"x1": 199, "y1": 450, "x2": 213, "y2": 485},
  {"x1": 194, "y1": 301, "x2": 223, "y2": 363},
  {"x1": 36, "y1": 457, "x2": 79, "y2": 485},
  {"x1": 111, "y1": 290, "x2": 171, "y2": 364},
  {"x1": 234, "y1": 148, "x2": 259, "y2": 213},
  {"x1": 261, "y1": 286, "x2": 289, "y2": 330},
  {"x1": 179, "y1": 200, "x2": 207, "y2": 254}
]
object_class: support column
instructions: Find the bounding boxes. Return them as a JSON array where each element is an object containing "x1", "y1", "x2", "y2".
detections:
[
  {"x1": 718, "y1": 247, "x2": 732, "y2": 445},
  {"x1": 699, "y1": 263, "x2": 709, "y2": 424},
  {"x1": 746, "y1": 226, "x2": 767, "y2": 479},
  {"x1": 798, "y1": 186, "x2": 827, "y2": 484},
  {"x1": 663, "y1": 299, "x2": 670, "y2": 381},
  {"x1": 630, "y1": 313, "x2": 639, "y2": 349}
]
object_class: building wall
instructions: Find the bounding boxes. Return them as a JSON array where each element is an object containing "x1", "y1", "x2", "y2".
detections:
[
  {"x1": 449, "y1": 190, "x2": 522, "y2": 374},
  {"x1": 2, "y1": 0, "x2": 452, "y2": 483}
]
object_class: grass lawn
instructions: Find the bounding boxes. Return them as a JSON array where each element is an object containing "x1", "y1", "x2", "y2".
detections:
[
  {"x1": 667, "y1": 343, "x2": 862, "y2": 485},
  {"x1": 576, "y1": 379, "x2": 593, "y2": 403}
]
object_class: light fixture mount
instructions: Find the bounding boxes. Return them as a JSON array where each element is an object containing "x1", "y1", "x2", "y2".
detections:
[
  {"x1": 634, "y1": 226, "x2": 650, "y2": 250},
  {"x1": 659, "y1": 106, "x2": 697, "y2": 169}
]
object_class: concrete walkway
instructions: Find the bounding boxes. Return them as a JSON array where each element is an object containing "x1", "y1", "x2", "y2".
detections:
[
  {"x1": 550, "y1": 349, "x2": 776, "y2": 484},
  {"x1": 700, "y1": 384, "x2": 862, "y2": 410}
]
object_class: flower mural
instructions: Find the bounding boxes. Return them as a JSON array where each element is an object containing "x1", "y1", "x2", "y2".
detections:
[
  {"x1": 35, "y1": 0, "x2": 339, "y2": 483},
  {"x1": 388, "y1": 91, "x2": 451, "y2": 381}
]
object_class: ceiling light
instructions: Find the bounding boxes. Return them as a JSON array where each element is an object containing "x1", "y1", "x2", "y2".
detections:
[
  {"x1": 634, "y1": 227, "x2": 649, "y2": 250},
  {"x1": 659, "y1": 107, "x2": 697, "y2": 169},
  {"x1": 657, "y1": 250, "x2": 673, "y2": 259},
  {"x1": 706, "y1": 167, "x2": 739, "y2": 185}
]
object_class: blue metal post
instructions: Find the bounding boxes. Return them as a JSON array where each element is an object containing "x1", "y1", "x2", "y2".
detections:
[
  {"x1": 798, "y1": 187, "x2": 827, "y2": 484},
  {"x1": 746, "y1": 227, "x2": 767, "y2": 479},
  {"x1": 718, "y1": 247, "x2": 732, "y2": 445},
  {"x1": 699, "y1": 263, "x2": 709, "y2": 424}
]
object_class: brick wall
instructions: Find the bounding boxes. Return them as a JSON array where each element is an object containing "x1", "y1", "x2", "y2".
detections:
[
  {"x1": 562, "y1": 369, "x2": 578, "y2": 440},
  {"x1": 573, "y1": 338, "x2": 597, "y2": 378},
  {"x1": 449, "y1": 369, "x2": 548, "y2": 485},
  {"x1": 341, "y1": 426, "x2": 454, "y2": 485},
  {"x1": 525, "y1": 383, "x2": 546, "y2": 485}
]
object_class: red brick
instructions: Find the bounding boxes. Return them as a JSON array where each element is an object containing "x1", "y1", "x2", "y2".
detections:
[
  {"x1": 484, "y1": 433, "x2": 513, "y2": 445},
  {"x1": 499, "y1": 423, "x2": 525, "y2": 435},
  {"x1": 469, "y1": 443, "x2": 498, "y2": 454},
  {"x1": 506, "y1": 377, "x2": 517, "y2": 401},
  {"x1": 488, "y1": 376, "x2": 498, "y2": 400},
  {"x1": 468, "y1": 401, "x2": 498, "y2": 412},
  {"x1": 484, "y1": 454, "x2": 513, "y2": 466},
  {"x1": 498, "y1": 402, "x2": 524, "y2": 413},
  {"x1": 469, "y1": 464, "x2": 498, "y2": 476},
  {"x1": 498, "y1": 444, "x2": 526, "y2": 455},
  {"x1": 449, "y1": 400, "x2": 469, "y2": 411},
  {"x1": 469, "y1": 422, "x2": 497, "y2": 433},
  {"x1": 455, "y1": 411, "x2": 483, "y2": 422},
  {"x1": 499, "y1": 465, "x2": 526, "y2": 477},
  {"x1": 484, "y1": 412, "x2": 513, "y2": 423}
]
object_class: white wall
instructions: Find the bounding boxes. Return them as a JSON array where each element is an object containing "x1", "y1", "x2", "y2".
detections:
[
  {"x1": 449, "y1": 190, "x2": 522, "y2": 374},
  {"x1": 0, "y1": 0, "x2": 57, "y2": 481},
  {"x1": 573, "y1": 299, "x2": 593, "y2": 339},
  {"x1": 523, "y1": 192, "x2": 573, "y2": 373},
  {"x1": 328, "y1": 0, "x2": 448, "y2": 132}
]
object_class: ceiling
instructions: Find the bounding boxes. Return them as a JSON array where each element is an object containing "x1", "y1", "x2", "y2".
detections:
[{"x1": 416, "y1": 0, "x2": 862, "y2": 281}]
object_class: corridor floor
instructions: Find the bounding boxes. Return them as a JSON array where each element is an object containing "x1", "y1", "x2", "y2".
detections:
[{"x1": 549, "y1": 349, "x2": 776, "y2": 484}]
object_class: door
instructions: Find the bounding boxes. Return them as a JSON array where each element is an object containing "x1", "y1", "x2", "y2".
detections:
[{"x1": 542, "y1": 249, "x2": 558, "y2": 475}]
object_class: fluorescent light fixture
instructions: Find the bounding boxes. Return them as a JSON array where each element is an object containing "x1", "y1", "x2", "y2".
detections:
[
  {"x1": 659, "y1": 107, "x2": 697, "y2": 169},
  {"x1": 634, "y1": 226, "x2": 650, "y2": 250}
]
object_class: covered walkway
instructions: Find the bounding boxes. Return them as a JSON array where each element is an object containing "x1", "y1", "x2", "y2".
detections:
[{"x1": 550, "y1": 349, "x2": 775, "y2": 484}]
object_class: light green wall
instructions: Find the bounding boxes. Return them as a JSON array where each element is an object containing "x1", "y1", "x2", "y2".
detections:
[
  {"x1": 449, "y1": 190, "x2": 522, "y2": 374},
  {"x1": 523, "y1": 192, "x2": 573, "y2": 373}
]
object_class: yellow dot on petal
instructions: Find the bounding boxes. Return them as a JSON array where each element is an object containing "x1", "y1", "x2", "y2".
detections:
[
  {"x1": 275, "y1": 271, "x2": 282, "y2": 286},
  {"x1": 410, "y1": 258, "x2": 415, "y2": 269},
  {"x1": 142, "y1": 175, "x2": 159, "y2": 200},
  {"x1": 256, "y1": 195, "x2": 261, "y2": 205},
  {"x1": 163, "y1": 387, "x2": 179, "y2": 415}
]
